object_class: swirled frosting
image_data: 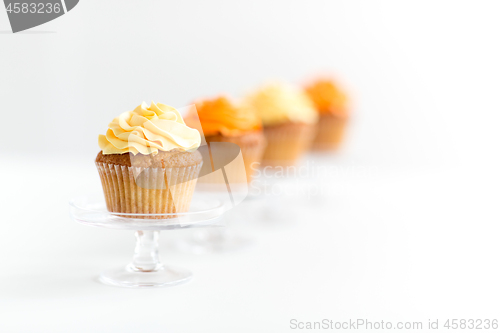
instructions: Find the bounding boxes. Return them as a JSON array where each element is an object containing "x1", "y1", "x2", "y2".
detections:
[
  {"x1": 185, "y1": 96, "x2": 262, "y2": 137},
  {"x1": 243, "y1": 82, "x2": 318, "y2": 126},
  {"x1": 98, "y1": 101, "x2": 201, "y2": 155},
  {"x1": 305, "y1": 79, "x2": 348, "y2": 117}
]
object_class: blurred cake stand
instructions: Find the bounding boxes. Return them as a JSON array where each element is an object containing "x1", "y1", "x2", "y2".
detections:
[
  {"x1": 171, "y1": 182, "x2": 271, "y2": 254},
  {"x1": 69, "y1": 194, "x2": 225, "y2": 288},
  {"x1": 246, "y1": 175, "x2": 304, "y2": 228},
  {"x1": 174, "y1": 225, "x2": 253, "y2": 254}
]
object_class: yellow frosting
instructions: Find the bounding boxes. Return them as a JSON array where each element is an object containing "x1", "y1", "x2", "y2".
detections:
[
  {"x1": 98, "y1": 101, "x2": 201, "y2": 155},
  {"x1": 243, "y1": 82, "x2": 318, "y2": 126}
]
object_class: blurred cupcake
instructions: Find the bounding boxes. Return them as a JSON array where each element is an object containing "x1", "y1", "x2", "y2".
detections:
[
  {"x1": 244, "y1": 82, "x2": 318, "y2": 166},
  {"x1": 305, "y1": 79, "x2": 349, "y2": 150},
  {"x1": 96, "y1": 101, "x2": 202, "y2": 218},
  {"x1": 185, "y1": 96, "x2": 266, "y2": 183}
]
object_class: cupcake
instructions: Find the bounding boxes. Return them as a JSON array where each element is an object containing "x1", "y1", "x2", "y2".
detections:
[
  {"x1": 96, "y1": 101, "x2": 202, "y2": 218},
  {"x1": 185, "y1": 96, "x2": 266, "y2": 183},
  {"x1": 244, "y1": 82, "x2": 318, "y2": 167},
  {"x1": 304, "y1": 79, "x2": 349, "y2": 150}
]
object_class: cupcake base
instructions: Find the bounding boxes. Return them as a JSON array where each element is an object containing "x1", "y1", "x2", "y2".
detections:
[
  {"x1": 95, "y1": 151, "x2": 203, "y2": 219},
  {"x1": 261, "y1": 122, "x2": 316, "y2": 167},
  {"x1": 311, "y1": 113, "x2": 348, "y2": 150},
  {"x1": 202, "y1": 131, "x2": 266, "y2": 183}
]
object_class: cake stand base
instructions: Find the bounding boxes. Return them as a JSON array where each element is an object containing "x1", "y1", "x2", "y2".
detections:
[
  {"x1": 69, "y1": 194, "x2": 226, "y2": 288},
  {"x1": 99, "y1": 264, "x2": 192, "y2": 288}
]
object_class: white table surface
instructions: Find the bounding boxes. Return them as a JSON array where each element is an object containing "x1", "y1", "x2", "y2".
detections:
[{"x1": 1, "y1": 149, "x2": 498, "y2": 333}]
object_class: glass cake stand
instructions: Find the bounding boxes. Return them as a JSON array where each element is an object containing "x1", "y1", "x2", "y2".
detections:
[
  {"x1": 69, "y1": 194, "x2": 225, "y2": 288},
  {"x1": 172, "y1": 182, "x2": 271, "y2": 254}
]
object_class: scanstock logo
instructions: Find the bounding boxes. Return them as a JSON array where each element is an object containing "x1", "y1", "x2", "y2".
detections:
[{"x1": 3, "y1": 0, "x2": 79, "y2": 33}]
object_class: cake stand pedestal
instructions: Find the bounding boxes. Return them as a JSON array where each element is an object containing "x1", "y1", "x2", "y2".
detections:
[{"x1": 69, "y1": 194, "x2": 225, "y2": 288}]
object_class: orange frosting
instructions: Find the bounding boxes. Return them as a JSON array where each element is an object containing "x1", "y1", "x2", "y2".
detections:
[
  {"x1": 186, "y1": 96, "x2": 262, "y2": 137},
  {"x1": 305, "y1": 79, "x2": 348, "y2": 117}
]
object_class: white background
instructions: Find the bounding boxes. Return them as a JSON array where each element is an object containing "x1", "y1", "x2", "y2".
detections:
[{"x1": 1, "y1": 1, "x2": 500, "y2": 332}]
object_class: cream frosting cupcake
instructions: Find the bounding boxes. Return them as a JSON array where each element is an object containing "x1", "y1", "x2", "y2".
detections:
[
  {"x1": 305, "y1": 78, "x2": 349, "y2": 150},
  {"x1": 184, "y1": 96, "x2": 266, "y2": 183},
  {"x1": 244, "y1": 82, "x2": 318, "y2": 166},
  {"x1": 96, "y1": 101, "x2": 203, "y2": 218}
]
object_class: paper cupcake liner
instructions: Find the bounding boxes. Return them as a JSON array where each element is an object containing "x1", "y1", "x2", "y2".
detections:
[
  {"x1": 96, "y1": 162, "x2": 202, "y2": 219},
  {"x1": 311, "y1": 114, "x2": 348, "y2": 150},
  {"x1": 261, "y1": 122, "x2": 316, "y2": 167},
  {"x1": 240, "y1": 140, "x2": 266, "y2": 182},
  {"x1": 198, "y1": 135, "x2": 266, "y2": 185}
]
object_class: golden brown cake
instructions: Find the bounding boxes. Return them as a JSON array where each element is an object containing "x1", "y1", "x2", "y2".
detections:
[
  {"x1": 305, "y1": 79, "x2": 349, "y2": 150},
  {"x1": 261, "y1": 122, "x2": 316, "y2": 167},
  {"x1": 243, "y1": 82, "x2": 318, "y2": 167},
  {"x1": 96, "y1": 101, "x2": 202, "y2": 218}
]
